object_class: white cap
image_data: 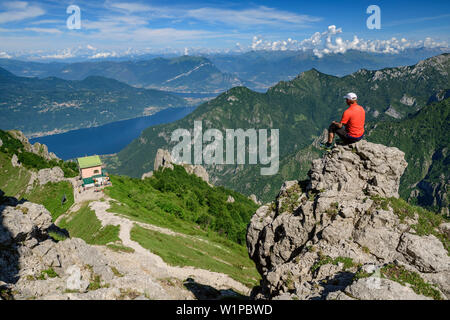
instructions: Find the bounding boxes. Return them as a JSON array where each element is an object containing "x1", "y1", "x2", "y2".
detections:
[{"x1": 344, "y1": 92, "x2": 357, "y2": 100}]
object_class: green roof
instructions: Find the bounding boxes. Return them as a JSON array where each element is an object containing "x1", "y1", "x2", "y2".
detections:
[{"x1": 77, "y1": 155, "x2": 102, "y2": 169}]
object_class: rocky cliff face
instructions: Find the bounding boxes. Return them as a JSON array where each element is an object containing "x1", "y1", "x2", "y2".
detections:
[
  {"x1": 247, "y1": 140, "x2": 450, "y2": 300},
  {"x1": 0, "y1": 195, "x2": 167, "y2": 300},
  {"x1": 142, "y1": 148, "x2": 210, "y2": 184},
  {"x1": 8, "y1": 130, "x2": 59, "y2": 161}
]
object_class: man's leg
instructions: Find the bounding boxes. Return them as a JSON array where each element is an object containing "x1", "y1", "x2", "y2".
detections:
[
  {"x1": 334, "y1": 127, "x2": 348, "y2": 143},
  {"x1": 320, "y1": 123, "x2": 338, "y2": 150},
  {"x1": 328, "y1": 123, "x2": 338, "y2": 143}
]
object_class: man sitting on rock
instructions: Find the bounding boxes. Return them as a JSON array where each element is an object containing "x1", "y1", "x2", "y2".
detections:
[{"x1": 320, "y1": 92, "x2": 365, "y2": 150}]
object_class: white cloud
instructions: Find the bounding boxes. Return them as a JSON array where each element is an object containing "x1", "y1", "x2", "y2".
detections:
[
  {"x1": 107, "y1": 3, "x2": 320, "y2": 28},
  {"x1": 250, "y1": 25, "x2": 449, "y2": 57},
  {"x1": 89, "y1": 51, "x2": 118, "y2": 59},
  {"x1": 0, "y1": 1, "x2": 45, "y2": 24},
  {"x1": 186, "y1": 6, "x2": 321, "y2": 27},
  {"x1": 109, "y1": 2, "x2": 154, "y2": 13},
  {"x1": 0, "y1": 51, "x2": 12, "y2": 58},
  {"x1": 40, "y1": 49, "x2": 75, "y2": 59},
  {"x1": 24, "y1": 27, "x2": 62, "y2": 34}
]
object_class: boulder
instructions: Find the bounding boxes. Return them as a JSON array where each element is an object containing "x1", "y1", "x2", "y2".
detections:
[
  {"x1": 343, "y1": 278, "x2": 431, "y2": 300},
  {"x1": 141, "y1": 171, "x2": 153, "y2": 180},
  {"x1": 0, "y1": 203, "x2": 51, "y2": 245},
  {"x1": 11, "y1": 154, "x2": 20, "y2": 167},
  {"x1": 397, "y1": 233, "x2": 450, "y2": 273}
]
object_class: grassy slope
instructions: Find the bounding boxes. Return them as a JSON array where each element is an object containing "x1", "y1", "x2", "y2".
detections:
[
  {"x1": 106, "y1": 165, "x2": 258, "y2": 245},
  {"x1": 104, "y1": 165, "x2": 261, "y2": 287},
  {"x1": 24, "y1": 181, "x2": 74, "y2": 222},
  {"x1": 0, "y1": 152, "x2": 31, "y2": 198},
  {"x1": 131, "y1": 225, "x2": 260, "y2": 288},
  {"x1": 0, "y1": 129, "x2": 76, "y2": 221}
]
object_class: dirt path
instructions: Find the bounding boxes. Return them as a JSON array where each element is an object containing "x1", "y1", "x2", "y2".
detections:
[{"x1": 89, "y1": 200, "x2": 251, "y2": 297}]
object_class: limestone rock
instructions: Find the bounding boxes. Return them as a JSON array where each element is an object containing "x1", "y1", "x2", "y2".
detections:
[
  {"x1": 11, "y1": 154, "x2": 20, "y2": 167},
  {"x1": 247, "y1": 141, "x2": 448, "y2": 300},
  {"x1": 0, "y1": 202, "x2": 51, "y2": 246},
  {"x1": 153, "y1": 149, "x2": 210, "y2": 183},
  {"x1": 249, "y1": 194, "x2": 261, "y2": 205},
  {"x1": 141, "y1": 171, "x2": 153, "y2": 180},
  {"x1": 183, "y1": 164, "x2": 210, "y2": 183},
  {"x1": 154, "y1": 149, "x2": 174, "y2": 171},
  {"x1": 343, "y1": 278, "x2": 431, "y2": 300},
  {"x1": 440, "y1": 223, "x2": 450, "y2": 238},
  {"x1": 65, "y1": 265, "x2": 90, "y2": 291},
  {"x1": 397, "y1": 233, "x2": 450, "y2": 273},
  {"x1": 309, "y1": 140, "x2": 407, "y2": 198},
  {"x1": 8, "y1": 130, "x2": 60, "y2": 161}
]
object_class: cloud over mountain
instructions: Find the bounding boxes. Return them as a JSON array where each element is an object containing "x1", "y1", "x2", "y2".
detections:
[{"x1": 250, "y1": 25, "x2": 449, "y2": 57}]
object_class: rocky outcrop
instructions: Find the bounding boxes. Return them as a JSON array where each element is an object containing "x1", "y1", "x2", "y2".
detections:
[
  {"x1": 142, "y1": 149, "x2": 210, "y2": 184},
  {"x1": 247, "y1": 140, "x2": 449, "y2": 300},
  {"x1": 154, "y1": 149, "x2": 174, "y2": 171},
  {"x1": 37, "y1": 167, "x2": 65, "y2": 185},
  {"x1": 11, "y1": 154, "x2": 20, "y2": 167},
  {"x1": 183, "y1": 164, "x2": 210, "y2": 184},
  {"x1": 141, "y1": 171, "x2": 153, "y2": 180},
  {"x1": 227, "y1": 196, "x2": 235, "y2": 203},
  {"x1": 0, "y1": 196, "x2": 167, "y2": 300},
  {"x1": 8, "y1": 130, "x2": 59, "y2": 161},
  {"x1": 249, "y1": 194, "x2": 261, "y2": 205}
]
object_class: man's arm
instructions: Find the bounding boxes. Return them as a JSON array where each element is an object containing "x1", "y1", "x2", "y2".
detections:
[
  {"x1": 335, "y1": 109, "x2": 350, "y2": 129},
  {"x1": 332, "y1": 121, "x2": 344, "y2": 128}
]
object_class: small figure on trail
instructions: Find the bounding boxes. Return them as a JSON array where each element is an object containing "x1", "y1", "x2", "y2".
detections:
[{"x1": 320, "y1": 92, "x2": 365, "y2": 151}]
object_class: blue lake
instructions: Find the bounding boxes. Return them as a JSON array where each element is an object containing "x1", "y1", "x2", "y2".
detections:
[{"x1": 30, "y1": 107, "x2": 196, "y2": 160}]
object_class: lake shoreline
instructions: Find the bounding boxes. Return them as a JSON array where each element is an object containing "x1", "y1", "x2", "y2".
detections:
[{"x1": 30, "y1": 106, "x2": 196, "y2": 160}]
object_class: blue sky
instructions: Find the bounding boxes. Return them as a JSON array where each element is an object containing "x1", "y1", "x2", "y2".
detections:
[{"x1": 0, "y1": 0, "x2": 449, "y2": 57}]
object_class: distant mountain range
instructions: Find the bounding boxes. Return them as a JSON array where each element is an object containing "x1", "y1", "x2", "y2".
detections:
[
  {"x1": 0, "y1": 56, "x2": 244, "y2": 94},
  {"x1": 103, "y1": 54, "x2": 450, "y2": 211},
  {"x1": 208, "y1": 47, "x2": 449, "y2": 90},
  {"x1": 0, "y1": 67, "x2": 185, "y2": 137},
  {"x1": 1, "y1": 48, "x2": 447, "y2": 94}
]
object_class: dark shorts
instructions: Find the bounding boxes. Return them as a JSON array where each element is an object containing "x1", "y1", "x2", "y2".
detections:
[{"x1": 329, "y1": 123, "x2": 363, "y2": 144}]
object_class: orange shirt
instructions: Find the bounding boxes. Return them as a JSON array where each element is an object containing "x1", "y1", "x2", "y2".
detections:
[{"x1": 340, "y1": 104, "x2": 365, "y2": 138}]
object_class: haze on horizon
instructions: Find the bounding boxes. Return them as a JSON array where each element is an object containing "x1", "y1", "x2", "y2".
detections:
[{"x1": 0, "y1": 0, "x2": 449, "y2": 60}]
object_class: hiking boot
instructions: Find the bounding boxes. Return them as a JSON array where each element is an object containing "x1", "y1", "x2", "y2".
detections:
[{"x1": 319, "y1": 142, "x2": 334, "y2": 151}]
